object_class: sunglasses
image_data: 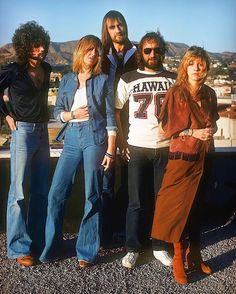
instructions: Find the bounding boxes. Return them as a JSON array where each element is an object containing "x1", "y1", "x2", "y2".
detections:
[{"x1": 143, "y1": 47, "x2": 162, "y2": 55}]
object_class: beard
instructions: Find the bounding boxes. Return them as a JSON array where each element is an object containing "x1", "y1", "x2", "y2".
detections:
[
  {"x1": 112, "y1": 33, "x2": 126, "y2": 44},
  {"x1": 143, "y1": 55, "x2": 163, "y2": 70}
]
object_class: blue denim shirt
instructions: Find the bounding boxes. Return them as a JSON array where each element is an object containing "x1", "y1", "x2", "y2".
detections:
[{"x1": 55, "y1": 72, "x2": 116, "y2": 144}]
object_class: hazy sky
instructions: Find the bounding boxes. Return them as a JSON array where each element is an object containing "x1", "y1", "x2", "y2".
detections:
[{"x1": 0, "y1": 0, "x2": 235, "y2": 53}]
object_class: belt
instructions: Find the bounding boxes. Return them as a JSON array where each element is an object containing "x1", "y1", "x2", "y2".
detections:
[{"x1": 168, "y1": 151, "x2": 200, "y2": 162}]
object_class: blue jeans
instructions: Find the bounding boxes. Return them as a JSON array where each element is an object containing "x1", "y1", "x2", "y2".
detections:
[
  {"x1": 125, "y1": 145, "x2": 168, "y2": 252},
  {"x1": 101, "y1": 162, "x2": 129, "y2": 246},
  {"x1": 40, "y1": 121, "x2": 106, "y2": 262},
  {"x1": 101, "y1": 167, "x2": 115, "y2": 246},
  {"x1": 7, "y1": 122, "x2": 49, "y2": 258}
]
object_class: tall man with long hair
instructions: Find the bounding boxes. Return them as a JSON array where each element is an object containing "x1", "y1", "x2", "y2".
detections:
[
  {"x1": 0, "y1": 21, "x2": 51, "y2": 266},
  {"x1": 101, "y1": 10, "x2": 138, "y2": 246}
]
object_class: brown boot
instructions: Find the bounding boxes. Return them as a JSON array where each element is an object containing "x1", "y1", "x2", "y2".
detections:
[
  {"x1": 185, "y1": 245, "x2": 212, "y2": 275},
  {"x1": 16, "y1": 255, "x2": 37, "y2": 266},
  {"x1": 78, "y1": 260, "x2": 93, "y2": 269},
  {"x1": 173, "y1": 242, "x2": 188, "y2": 285}
]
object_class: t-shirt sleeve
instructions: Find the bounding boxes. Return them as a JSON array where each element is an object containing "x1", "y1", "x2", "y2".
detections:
[{"x1": 115, "y1": 78, "x2": 129, "y2": 109}]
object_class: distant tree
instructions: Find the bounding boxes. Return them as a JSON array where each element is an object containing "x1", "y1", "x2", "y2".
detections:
[
  {"x1": 54, "y1": 77, "x2": 60, "y2": 88},
  {"x1": 209, "y1": 66, "x2": 229, "y2": 78}
]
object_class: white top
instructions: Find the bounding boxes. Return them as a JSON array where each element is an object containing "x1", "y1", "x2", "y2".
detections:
[
  {"x1": 70, "y1": 87, "x2": 89, "y2": 122},
  {"x1": 60, "y1": 87, "x2": 116, "y2": 136},
  {"x1": 115, "y1": 69, "x2": 176, "y2": 149}
]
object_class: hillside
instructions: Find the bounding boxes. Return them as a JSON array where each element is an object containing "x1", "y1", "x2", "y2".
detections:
[{"x1": 0, "y1": 40, "x2": 235, "y2": 67}]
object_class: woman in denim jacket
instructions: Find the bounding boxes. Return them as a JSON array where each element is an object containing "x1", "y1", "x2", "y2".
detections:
[{"x1": 40, "y1": 35, "x2": 116, "y2": 268}]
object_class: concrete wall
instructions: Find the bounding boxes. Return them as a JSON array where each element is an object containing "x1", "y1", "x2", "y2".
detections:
[
  {"x1": 0, "y1": 156, "x2": 128, "y2": 233},
  {"x1": 1, "y1": 152, "x2": 235, "y2": 233}
]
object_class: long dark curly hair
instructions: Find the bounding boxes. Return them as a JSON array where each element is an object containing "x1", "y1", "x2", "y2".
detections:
[{"x1": 12, "y1": 21, "x2": 50, "y2": 64}]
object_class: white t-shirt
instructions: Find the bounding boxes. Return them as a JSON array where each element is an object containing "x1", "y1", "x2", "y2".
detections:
[
  {"x1": 115, "y1": 69, "x2": 176, "y2": 149},
  {"x1": 60, "y1": 87, "x2": 116, "y2": 136},
  {"x1": 70, "y1": 87, "x2": 88, "y2": 122}
]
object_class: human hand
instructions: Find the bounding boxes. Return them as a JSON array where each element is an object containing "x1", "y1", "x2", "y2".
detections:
[
  {"x1": 121, "y1": 147, "x2": 130, "y2": 162},
  {"x1": 5, "y1": 115, "x2": 16, "y2": 131},
  {"x1": 73, "y1": 106, "x2": 89, "y2": 120},
  {"x1": 101, "y1": 153, "x2": 115, "y2": 171},
  {"x1": 192, "y1": 128, "x2": 213, "y2": 141}
]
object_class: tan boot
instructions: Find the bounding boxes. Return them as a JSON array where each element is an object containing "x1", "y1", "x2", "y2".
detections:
[
  {"x1": 185, "y1": 245, "x2": 212, "y2": 275},
  {"x1": 173, "y1": 242, "x2": 188, "y2": 285},
  {"x1": 16, "y1": 255, "x2": 37, "y2": 266}
]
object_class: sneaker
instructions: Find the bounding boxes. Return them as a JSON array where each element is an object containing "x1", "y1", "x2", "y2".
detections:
[
  {"x1": 122, "y1": 252, "x2": 139, "y2": 268},
  {"x1": 153, "y1": 250, "x2": 172, "y2": 266}
]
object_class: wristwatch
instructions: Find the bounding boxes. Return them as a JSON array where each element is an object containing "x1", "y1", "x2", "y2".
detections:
[{"x1": 71, "y1": 111, "x2": 76, "y2": 119}]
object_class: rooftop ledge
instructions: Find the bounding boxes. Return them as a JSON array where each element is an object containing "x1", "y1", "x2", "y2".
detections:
[
  {"x1": 0, "y1": 147, "x2": 63, "y2": 159},
  {"x1": 0, "y1": 146, "x2": 236, "y2": 160}
]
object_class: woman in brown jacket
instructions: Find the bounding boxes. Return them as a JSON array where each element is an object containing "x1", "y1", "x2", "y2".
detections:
[{"x1": 151, "y1": 46, "x2": 219, "y2": 285}]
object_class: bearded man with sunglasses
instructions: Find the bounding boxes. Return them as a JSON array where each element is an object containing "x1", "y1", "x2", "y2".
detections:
[{"x1": 115, "y1": 32, "x2": 176, "y2": 268}]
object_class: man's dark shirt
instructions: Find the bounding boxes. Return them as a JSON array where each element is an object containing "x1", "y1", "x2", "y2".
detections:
[
  {"x1": 101, "y1": 40, "x2": 138, "y2": 140},
  {"x1": 0, "y1": 61, "x2": 51, "y2": 123},
  {"x1": 102, "y1": 40, "x2": 137, "y2": 94}
]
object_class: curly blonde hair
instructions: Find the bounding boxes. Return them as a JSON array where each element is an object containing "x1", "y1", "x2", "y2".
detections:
[{"x1": 176, "y1": 46, "x2": 210, "y2": 87}]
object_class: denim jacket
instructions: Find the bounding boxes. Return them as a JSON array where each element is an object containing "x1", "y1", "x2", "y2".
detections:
[{"x1": 54, "y1": 72, "x2": 116, "y2": 144}]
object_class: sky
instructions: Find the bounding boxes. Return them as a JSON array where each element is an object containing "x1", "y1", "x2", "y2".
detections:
[{"x1": 0, "y1": 0, "x2": 235, "y2": 53}]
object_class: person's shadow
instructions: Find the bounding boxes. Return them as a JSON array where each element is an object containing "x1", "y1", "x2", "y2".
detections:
[
  {"x1": 56, "y1": 220, "x2": 236, "y2": 273},
  {"x1": 201, "y1": 221, "x2": 236, "y2": 248},
  {"x1": 189, "y1": 221, "x2": 236, "y2": 283},
  {"x1": 59, "y1": 235, "x2": 126, "y2": 263},
  {"x1": 188, "y1": 247, "x2": 236, "y2": 283}
]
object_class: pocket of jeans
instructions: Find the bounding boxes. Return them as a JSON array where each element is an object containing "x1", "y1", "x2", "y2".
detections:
[
  {"x1": 63, "y1": 125, "x2": 75, "y2": 144},
  {"x1": 16, "y1": 122, "x2": 35, "y2": 133}
]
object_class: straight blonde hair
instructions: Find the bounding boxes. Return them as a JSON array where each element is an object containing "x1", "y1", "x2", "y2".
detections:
[{"x1": 72, "y1": 35, "x2": 102, "y2": 75}]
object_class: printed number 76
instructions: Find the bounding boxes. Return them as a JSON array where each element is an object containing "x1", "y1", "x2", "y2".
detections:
[{"x1": 133, "y1": 93, "x2": 165, "y2": 119}]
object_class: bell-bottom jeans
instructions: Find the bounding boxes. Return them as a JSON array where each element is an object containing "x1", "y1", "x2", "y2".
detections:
[
  {"x1": 7, "y1": 121, "x2": 49, "y2": 258},
  {"x1": 40, "y1": 121, "x2": 106, "y2": 262}
]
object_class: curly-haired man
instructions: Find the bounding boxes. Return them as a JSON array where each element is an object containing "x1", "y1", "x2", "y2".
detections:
[{"x1": 0, "y1": 21, "x2": 51, "y2": 266}]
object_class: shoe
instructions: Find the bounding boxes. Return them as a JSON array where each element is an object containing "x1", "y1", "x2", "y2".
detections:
[
  {"x1": 78, "y1": 260, "x2": 92, "y2": 268},
  {"x1": 173, "y1": 242, "x2": 188, "y2": 285},
  {"x1": 185, "y1": 246, "x2": 212, "y2": 275},
  {"x1": 153, "y1": 250, "x2": 172, "y2": 266},
  {"x1": 16, "y1": 255, "x2": 37, "y2": 266},
  {"x1": 121, "y1": 252, "x2": 139, "y2": 268}
]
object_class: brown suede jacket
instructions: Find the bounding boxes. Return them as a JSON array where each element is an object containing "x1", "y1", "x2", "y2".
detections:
[{"x1": 159, "y1": 83, "x2": 219, "y2": 160}]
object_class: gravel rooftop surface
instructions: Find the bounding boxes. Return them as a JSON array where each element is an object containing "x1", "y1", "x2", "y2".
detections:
[{"x1": 0, "y1": 220, "x2": 235, "y2": 294}]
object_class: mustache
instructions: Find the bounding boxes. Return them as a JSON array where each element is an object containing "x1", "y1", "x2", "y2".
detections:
[
  {"x1": 29, "y1": 54, "x2": 46, "y2": 60},
  {"x1": 115, "y1": 32, "x2": 124, "y2": 37},
  {"x1": 147, "y1": 55, "x2": 162, "y2": 62}
]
